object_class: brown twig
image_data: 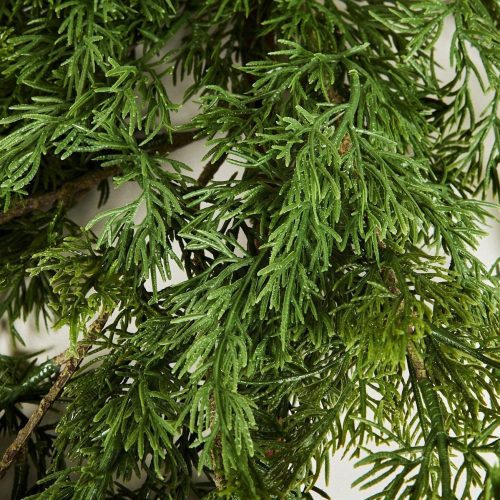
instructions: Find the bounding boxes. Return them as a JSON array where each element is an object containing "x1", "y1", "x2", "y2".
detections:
[
  {"x1": 406, "y1": 340, "x2": 428, "y2": 380},
  {"x1": 209, "y1": 395, "x2": 224, "y2": 490},
  {"x1": 0, "y1": 130, "x2": 198, "y2": 226},
  {"x1": 197, "y1": 156, "x2": 226, "y2": 187},
  {"x1": 143, "y1": 129, "x2": 199, "y2": 155},
  {"x1": 0, "y1": 312, "x2": 110, "y2": 479},
  {"x1": 0, "y1": 167, "x2": 122, "y2": 226}
]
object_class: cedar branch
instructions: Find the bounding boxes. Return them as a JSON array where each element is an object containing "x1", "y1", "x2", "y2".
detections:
[
  {"x1": 0, "y1": 312, "x2": 110, "y2": 479},
  {"x1": 0, "y1": 167, "x2": 122, "y2": 226},
  {"x1": 378, "y1": 243, "x2": 452, "y2": 498},
  {"x1": 0, "y1": 130, "x2": 198, "y2": 226}
]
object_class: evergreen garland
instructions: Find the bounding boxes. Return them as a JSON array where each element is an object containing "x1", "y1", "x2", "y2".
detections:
[{"x1": 0, "y1": 1, "x2": 498, "y2": 498}]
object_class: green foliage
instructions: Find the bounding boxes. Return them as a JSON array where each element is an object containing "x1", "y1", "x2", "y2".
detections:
[{"x1": 0, "y1": 1, "x2": 498, "y2": 499}]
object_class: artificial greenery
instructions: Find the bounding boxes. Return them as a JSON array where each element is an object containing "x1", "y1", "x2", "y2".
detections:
[{"x1": 0, "y1": 1, "x2": 499, "y2": 499}]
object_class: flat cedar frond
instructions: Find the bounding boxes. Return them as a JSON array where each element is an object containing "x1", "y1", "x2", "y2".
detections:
[{"x1": 0, "y1": 1, "x2": 498, "y2": 499}]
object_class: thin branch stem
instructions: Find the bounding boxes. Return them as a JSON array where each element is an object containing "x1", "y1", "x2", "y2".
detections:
[
  {"x1": 143, "y1": 129, "x2": 199, "y2": 155},
  {"x1": 406, "y1": 340, "x2": 428, "y2": 380},
  {"x1": 0, "y1": 130, "x2": 198, "y2": 226},
  {"x1": 197, "y1": 156, "x2": 226, "y2": 187},
  {"x1": 209, "y1": 395, "x2": 224, "y2": 491},
  {"x1": 0, "y1": 312, "x2": 110, "y2": 478},
  {"x1": 0, "y1": 167, "x2": 122, "y2": 226}
]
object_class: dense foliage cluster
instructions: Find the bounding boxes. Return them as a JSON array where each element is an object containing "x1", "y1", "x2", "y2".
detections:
[{"x1": 0, "y1": 1, "x2": 499, "y2": 498}]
